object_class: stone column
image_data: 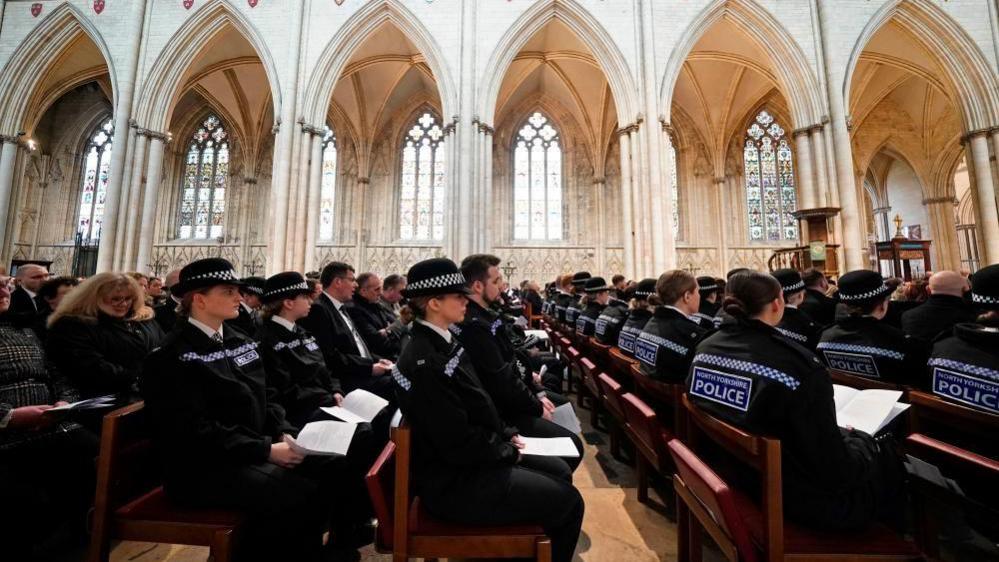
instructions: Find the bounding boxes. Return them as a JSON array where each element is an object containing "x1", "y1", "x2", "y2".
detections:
[
  {"x1": 810, "y1": 126, "x2": 830, "y2": 207},
  {"x1": 629, "y1": 126, "x2": 652, "y2": 276},
  {"x1": 121, "y1": 129, "x2": 148, "y2": 270},
  {"x1": 871, "y1": 206, "x2": 891, "y2": 242},
  {"x1": 135, "y1": 133, "x2": 167, "y2": 274},
  {"x1": 289, "y1": 125, "x2": 316, "y2": 271},
  {"x1": 482, "y1": 124, "x2": 494, "y2": 252},
  {"x1": 793, "y1": 128, "x2": 817, "y2": 210},
  {"x1": 304, "y1": 132, "x2": 323, "y2": 273},
  {"x1": 924, "y1": 196, "x2": 961, "y2": 271},
  {"x1": 0, "y1": 136, "x2": 20, "y2": 262},
  {"x1": 96, "y1": 0, "x2": 148, "y2": 272},
  {"x1": 594, "y1": 177, "x2": 606, "y2": 272},
  {"x1": 657, "y1": 121, "x2": 678, "y2": 271},
  {"x1": 113, "y1": 125, "x2": 138, "y2": 269},
  {"x1": 355, "y1": 177, "x2": 370, "y2": 271},
  {"x1": 238, "y1": 177, "x2": 256, "y2": 274},
  {"x1": 471, "y1": 119, "x2": 484, "y2": 252},
  {"x1": 969, "y1": 131, "x2": 999, "y2": 263},
  {"x1": 618, "y1": 127, "x2": 635, "y2": 279},
  {"x1": 718, "y1": 176, "x2": 732, "y2": 273}
]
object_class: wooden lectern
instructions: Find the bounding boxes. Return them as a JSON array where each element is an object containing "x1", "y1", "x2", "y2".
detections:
[{"x1": 875, "y1": 215, "x2": 932, "y2": 280}]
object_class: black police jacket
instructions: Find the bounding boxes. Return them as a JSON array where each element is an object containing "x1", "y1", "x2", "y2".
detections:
[
  {"x1": 347, "y1": 296, "x2": 403, "y2": 359},
  {"x1": 565, "y1": 296, "x2": 584, "y2": 326},
  {"x1": 47, "y1": 312, "x2": 164, "y2": 400},
  {"x1": 818, "y1": 315, "x2": 927, "y2": 385},
  {"x1": 901, "y1": 294, "x2": 978, "y2": 342},
  {"x1": 801, "y1": 289, "x2": 837, "y2": 327},
  {"x1": 154, "y1": 299, "x2": 179, "y2": 333},
  {"x1": 575, "y1": 302, "x2": 605, "y2": 337},
  {"x1": 617, "y1": 308, "x2": 652, "y2": 357},
  {"x1": 776, "y1": 306, "x2": 821, "y2": 350},
  {"x1": 256, "y1": 319, "x2": 343, "y2": 429},
  {"x1": 636, "y1": 306, "x2": 709, "y2": 383},
  {"x1": 452, "y1": 300, "x2": 543, "y2": 419},
  {"x1": 688, "y1": 316, "x2": 886, "y2": 528},
  {"x1": 928, "y1": 323, "x2": 999, "y2": 416},
  {"x1": 554, "y1": 292, "x2": 573, "y2": 324},
  {"x1": 227, "y1": 304, "x2": 261, "y2": 336},
  {"x1": 142, "y1": 320, "x2": 295, "y2": 492},
  {"x1": 392, "y1": 322, "x2": 519, "y2": 499},
  {"x1": 595, "y1": 300, "x2": 629, "y2": 345}
]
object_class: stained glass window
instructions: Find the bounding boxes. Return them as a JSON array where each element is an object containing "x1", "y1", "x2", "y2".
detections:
[
  {"x1": 178, "y1": 114, "x2": 229, "y2": 240},
  {"x1": 744, "y1": 109, "x2": 797, "y2": 241},
  {"x1": 318, "y1": 125, "x2": 337, "y2": 241},
  {"x1": 76, "y1": 117, "x2": 114, "y2": 243},
  {"x1": 399, "y1": 111, "x2": 446, "y2": 241},
  {"x1": 513, "y1": 111, "x2": 562, "y2": 240},
  {"x1": 665, "y1": 134, "x2": 679, "y2": 239}
]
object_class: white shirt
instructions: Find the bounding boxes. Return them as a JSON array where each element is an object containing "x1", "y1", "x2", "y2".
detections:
[
  {"x1": 240, "y1": 302, "x2": 254, "y2": 314},
  {"x1": 188, "y1": 317, "x2": 223, "y2": 341},
  {"x1": 271, "y1": 315, "x2": 297, "y2": 332},
  {"x1": 323, "y1": 292, "x2": 372, "y2": 359},
  {"x1": 22, "y1": 287, "x2": 38, "y2": 310},
  {"x1": 416, "y1": 318, "x2": 452, "y2": 344},
  {"x1": 666, "y1": 305, "x2": 699, "y2": 323}
]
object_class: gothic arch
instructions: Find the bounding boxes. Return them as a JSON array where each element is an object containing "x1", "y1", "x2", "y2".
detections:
[
  {"x1": 301, "y1": 1, "x2": 457, "y2": 129},
  {"x1": 660, "y1": 0, "x2": 823, "y2": 129},
  {"x1": 479, "y1": 0, "x2": 638, "y2": 126},
  {"x1": 132, "y1": 0, "x2": 281, "y2": 132},
  {"x1": 844, "y1": 0, "x2": 999, "y2": 130},
  {"x1": 0, "y1": 3, "x2": 116, "y2": 133}
]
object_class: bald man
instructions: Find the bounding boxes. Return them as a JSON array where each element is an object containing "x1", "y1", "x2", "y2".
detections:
[
  {"x1": 9, "y1": 264, "x2": 49, "y2": 316},
  {"x1": 153, "y1": 268, "x2": 183, "y2": 333},
  {"x1": 901, "y1": 271, "x2": 976, "y2": 342}
]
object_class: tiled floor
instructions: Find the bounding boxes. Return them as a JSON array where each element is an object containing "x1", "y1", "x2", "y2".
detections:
[{"x1": 106, "y1": 411, "x2": 679, "y2": 562}]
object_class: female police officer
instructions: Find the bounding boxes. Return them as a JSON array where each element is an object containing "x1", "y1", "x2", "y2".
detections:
[
  {"x1": 391, "y1": 258, "x2": 584, "y2": 562},
  {"x1": 687, "y1": 271, "x2": 902, "y2": 530}
]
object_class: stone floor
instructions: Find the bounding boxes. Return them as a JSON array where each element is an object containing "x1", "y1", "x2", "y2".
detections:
[{"x1": 105, "y1": 412, "x2": 680, "y2": 562}]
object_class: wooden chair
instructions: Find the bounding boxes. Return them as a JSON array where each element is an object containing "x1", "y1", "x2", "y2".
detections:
[
  {"x1": 905, "y1": 390, "x2": 999, "y2": 557},
  {"x1": 525, "y1": 302, "x2": 542, "y2": 328},
  {"x1": 365, "y1": 426, "x2": 553, "y2": 561},
  {"x1": 620, "y1": 393, "x2": 675, "y2": 506},
  {"x1": 608, "y1": 345, "x2": 639, "y2": 390},
  {"x1": 596, "y1": 373, "x2": 630, "y2": 462},
  {"x1": 89, "y1": 402, "x2": 244, "y2": 562},
  {"x1": 630, "y1": 362, "x2": 685, "y2": 439},
  {"x1": 829, "y1": 369, "x2": 906, "y2": 392},
  {"x1": 588, "y1": 337, "x2": 612, "y2": 372},
  {"x1": 564, "y1": 345, "x2": 582, "y2": 395},
  {"x1": 579, "y1": 357, "x2": 603, "y2": 425},
  {"x1": 678, "y1": 394, "x2": 920, "y2": 561}
]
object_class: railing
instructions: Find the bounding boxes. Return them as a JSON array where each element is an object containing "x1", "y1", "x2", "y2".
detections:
[{"x1": 767, "y1": 246, "x2": 808, "y2": 271}]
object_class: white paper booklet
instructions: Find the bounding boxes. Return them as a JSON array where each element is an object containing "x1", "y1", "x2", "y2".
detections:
[
  {"x1": 524, "y1": 330, "x2": 549, "y2": 341},
  {"x1": 551, "y1": 403, "x2": 582, "y2": 434},
  {"x1": 44, "y1": 394, "x2": 116, "y2": 413},
  {"x1": 833, "y1": 385, "x2": 910, "y2": 436},
  {"x1": 519, "y1": 436, "x2": 580, "y2": 457},
  {"x1": 284, "y1": 421, "x2": 357, "y2": 456},
  {"x1": 320, "y1": 388, "x2": 389, "y2": 423}
]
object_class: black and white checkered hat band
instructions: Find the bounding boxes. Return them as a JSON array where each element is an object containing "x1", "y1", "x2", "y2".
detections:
[
  {"x1": 187, "y1": 270, "x2": 240, "y2": 283},
  {"x1": 244, "y1": 285, "x2": 264, "y2": 295},
  {"x1": 839, "y1": 283, "x2": 890, "y2": 301},
  {"x1": 634, "y1": 291, "x2": 654, "y2": 297},
  {"x1": 699, "y1": 284, "x2": 718, "y2": 292},
  {"x1": 782, "y1": 280, "x2": 805, "y2": 293},
  {"x1": 407, "y1": 272, "x2": 466, "y2": 291},
  {"x1": 266, "y1": 281, "x2": 309, "y2": 297},
  {"x1": 972, "y1": 292, "x2": 999, "y2": 305}
]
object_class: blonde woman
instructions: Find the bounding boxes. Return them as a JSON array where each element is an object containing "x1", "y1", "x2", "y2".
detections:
[{"x1": 47, "y1": 272, "x2": 164, "y2": 403}]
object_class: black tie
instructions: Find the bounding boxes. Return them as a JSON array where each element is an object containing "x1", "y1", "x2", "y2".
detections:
[{"x1": 211, "y1": 332, "x2": 224, "y2": 344}]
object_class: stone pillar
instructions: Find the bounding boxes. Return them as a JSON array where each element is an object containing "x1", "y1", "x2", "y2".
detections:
[
  {"x1": 289, "y1": 125, "x2": 315, "y2": 271},
  {"x1": 618, "y1": 128, "x2": 635, "y2": 279},
  {"x1": 304, "y1": 132, "x2": 323, "y2": 273},
  {"x1": 238, "y1": 177, "x2": 257, "y2": 275},
  {"x1": 113, "y1": 125, "x2": 138, "y2": 269},
  {"x1": 657, "y1": 121, "x2": 678, "y2": 271},
  {"x1": 924, "y1": 196, "x2": 961, "y2": 271},
  {"x1": 871, "y1": 206, "x2": 891, "y2": 242},
  {"x1": 718, "y1": 176, "x2": 732, "y2": 273},
  {"x1": 266, "y1": 2, "x2": 304, "y2": 273},
  {"x1": 471, "y1": 119, "x2": 484, "y2": 252},
  {"x1": 135, "y1": 134, "x2": 166, "y2": 274},
  {"x1": 0, "y1": 136, "x2": 20, "y2": 263},
  {"x1": 969, "y1": 131, "x2": 999, "y2": 263},
  {"x1": 355, "y1": 177, "x2": 370, "y2": 271},
  {"x1": 594, "y1": 177, "x2": 606, "y2": 272},
  {"x1": 810, "y1": 126, "x2": 830, "y2": 206},
  {"x1": 793, "y1": 128, "x2": 817, "y2": 210},
  {"x1": 96, "y1": 0, "x2": 148, "y2": 272},
  {"x1": 482, "y1": 124, "x2": 494, "y2": 252},
  {"x1": 121, "y1": 129, "x2": 148, "y2": 270}
]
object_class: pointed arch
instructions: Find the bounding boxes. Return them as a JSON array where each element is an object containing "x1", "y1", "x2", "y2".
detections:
[
  {"x1": 0, "y1": 3, "x2": 117, "y2": 133},
  {"x1": 302, "y1": 1, "x2": 457, "y2": 128},
  {"x1": 660, "y1": 0, "x2": 823, "y2": 129},
  {"x1": 133, "y1": 0, "x2": 281, "y2": 132},
  {"x1": 479, "y1": 0, "x2": 638, "y2": 126},
  {"x1": 844, "y1": 0, "x2": 999, "y2": 130}
]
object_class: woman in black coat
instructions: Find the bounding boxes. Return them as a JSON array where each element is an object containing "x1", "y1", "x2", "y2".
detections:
[{"x1": 46, "y1": 273, "x2": 163, "y2": 404}]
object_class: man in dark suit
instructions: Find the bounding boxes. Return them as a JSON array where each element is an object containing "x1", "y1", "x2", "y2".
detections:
[
  {"x1": 347, "y1": 272, "x2": 403, "y2": 360},
  {"x1": 153, "y1": 269, "x2": 183, "y2": 333},
  {"x1": 800, "y1": 267, "x2": 838, "y2": 327},
  {"x1": 901, "y1": 271, "x2": 976, "y2": 342},
  {"x1": 379, "y1": 274, "x2": 406, "y2": 318},
  {"x1": 9, "y1": 264, "x2": 48, "y2": 318},
  {"x1": 301, "y1": 262, "x2": 395, "y2": 401}
]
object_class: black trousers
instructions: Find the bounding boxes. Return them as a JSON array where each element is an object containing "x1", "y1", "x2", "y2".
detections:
[
  {"x1": 510, "y1": 414, "x2": 584, "y2": 476},
  {"x1": 423, "y1": 465, "x2": 585, "y2": 562},
  {"x1": 0, "y1": 426, "x2": 99, "y2": 558}
]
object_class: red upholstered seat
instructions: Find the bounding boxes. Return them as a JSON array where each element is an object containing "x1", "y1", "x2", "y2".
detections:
[
  {"x1": 408, "y1": 497, "x2": 545, "y2": 536},
  {"x1": 115, "y1": 487, "x2": 243, "y2": 527}
]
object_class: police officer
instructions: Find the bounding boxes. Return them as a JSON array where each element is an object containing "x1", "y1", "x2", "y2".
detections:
[
  {"x1": 927, "y1": 264, "x2": 999, "y2": 418},
  {"x1": 553, "y1": 274, "x2": 574, "y2": 325},
  {"x1": 617, "y1": 283, "x2": 655, "y2": 358},
  {"x1": 391, "y1": 258, "x2": 584, "y2": 562},
  {"x1": 564, "y1": 272, "x2": 591, "y2": 328},
  {"x1": 576, "y1": 277, "x2": 611, "y2": 337},
  {"x1": 774, "y1": 268, "x2": 821, "y2": 350},
  {"x1": 229, "y1": 276, "x2": 264, "y2": 335},
  {"x1": 817, "y1": 270, "x2": 926, "y2": 385},
  {"x1": 687, "y1": 271, "x2": 903, "y2": 530},
  {"x1": 594, "y1": 280, "x2": 645, "y2": 346},
  {"x1": 636, "y1": 270, "x2": 710, "y2": 383},
  {"x1": 141, "y1": 259, "x2": 355, "y2": 561},
  {"x1": 695, "y1": 275, "x2": 721, "y2": 325}
]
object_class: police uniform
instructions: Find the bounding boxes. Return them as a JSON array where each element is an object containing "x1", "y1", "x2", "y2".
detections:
[
  {"x1": 618, "y1": 307, "x2": 653, "y2": 357},
  {"x1": 391, "y1": 259, "x2": 584, "y2": 562},
  {"x1": 926, "y1": 265, "x2": 999, "y2": 420},
  {"x1": 688, "y1": 314, "x2": 902, "y2": 530},
  {"x1": 695, "y1": 276, "x2": 721, "y2": 326},
  {"x1": 594, "y1": 298, "x2": 629, "y2": 345},
  {"x1": 773, "y1": 269, "x2": 822, "y2": 350},
  {"x1": 141, "y1": 259, "x2": 356, "y2": 561},
  {"x1": 636, "y1": 306, "x2": 709, "y2": 383},
  {"x1": 554, "y1": 290, "x2": 573, "y2": 325},
  {"x1": 228, "y1": 276, "x2": 264, "y2": 335},
  {"x1": 817, "y1": 271, "x2": 926, "y2": 385},
  {"x1": 575, "y1": 277, "x2": 610, "y2": 337},
  {"x1": 563, "y1": 272, "x2": 591, "y2": 327}
]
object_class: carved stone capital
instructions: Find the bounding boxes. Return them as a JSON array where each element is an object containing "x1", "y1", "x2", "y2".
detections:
[{"x1": 922, "y1": 196, "x2": 957, "y2": 206}]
